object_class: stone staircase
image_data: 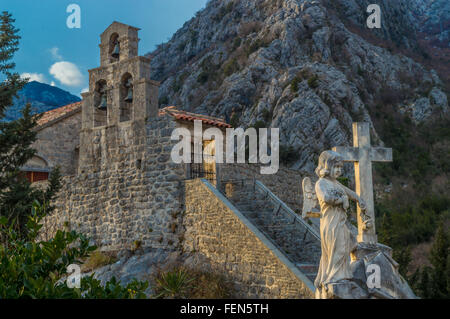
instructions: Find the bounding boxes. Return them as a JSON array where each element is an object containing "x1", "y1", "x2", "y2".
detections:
[{"x1": 219, "y1": 179, "x2": 321, "y2": 283}]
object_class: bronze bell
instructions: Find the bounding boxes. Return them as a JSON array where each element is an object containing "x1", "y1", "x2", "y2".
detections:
[
  {"x1": 97, "y1": 93, "x2": 107, "y2": 110},
  {"x1": 124, "y1": 87, "x2": 133, "y2": 103},
  {"x1": 111, "y1": 42, "x2": 120, "y2": 58},
  {"x1": 124, "y1": 79, "x2": 133, "y2": 103}
]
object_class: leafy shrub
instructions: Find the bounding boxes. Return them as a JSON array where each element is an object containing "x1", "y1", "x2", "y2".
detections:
[
  {"x1": 232, "y1": 37, "x2": 242, "y2": 50},
  {"x1": 153, "y1": 266, "x2": 235, "y2": 299},
  {"x1": 197, "y1": 71, "x2": 209, "y2": 84},
  {"x1": 279, "y1": 145, "x2": 298, "y2": 165},
  {"x1": 223, "y1": 58, "x2": 239, "y2": 77},
  {"x1": 245, "y1": 38, "x2": 271, "y2": 57},
  {"x1": 81, "y1": 250, "x2": 117, "y2": 273},
  {"x1": 410, "y1": 223, "x2": 449, "y2": 299},
  {"x1": 189, "y1": 29, "x2": 199, "y2": 46},
  {"x1": 177, "y1": 42, "x2": 186, "y2": 52},
  {"x1": 185, "y1": 269, "x2": 235, "y2": 299},
  {"x1": 291, "y1": 76, "x2": 302, "y2": 93},
  {"x1": 230, "y1": 113, "x2": 239, "y2": 127},
  {"x1": 154, "y1": 267, "x2": 195, "y2": 298},
  {"x1": 197, "y1": 56, "x2": 220, "y2": 85},
  {"x1": 0, "y1": 201, "x2": 148, "y2": 299},
  {"x1": 261, "y1": 108, "x2": 273, "y2": 123},
  {"x1": 307, "y1": 75, "x2": 319, "y2": 89},
  {"x1": 239, "y1": 21, "x2": 262, "y2": 37},
  {"x1": 357, "y1": 65, "x2": 364, "y2": 76},
  {"x1": 172, "y1": 72, "x2": 188, "y2": 93},
  {"x1": 80, "y1": 276, "x2": 148, "y2": 299},
  {"x1": 213, "y1": 1, "x2": 234, "y2": 22}
]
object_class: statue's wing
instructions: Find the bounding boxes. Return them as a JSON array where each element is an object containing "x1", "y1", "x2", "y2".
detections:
[{"x1": 301, "y1": 177, "x2": 321, "y2": 219}]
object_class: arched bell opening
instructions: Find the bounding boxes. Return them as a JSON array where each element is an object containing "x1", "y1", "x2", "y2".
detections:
[
  {"x1": 109, "y1": 33, "x2": 120, "y2": 62},
  {"x1": 119, "y1": 73, "x2": 133, "y2": 122},
  {"x1": 94, "y1": 79, "x2": 108, "y2": 127}
]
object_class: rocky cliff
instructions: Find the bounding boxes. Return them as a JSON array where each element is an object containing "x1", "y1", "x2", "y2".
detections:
[
  {"x1": 147, "y1": 0, "x2": 449, "y2": 172},
  {"x1": 409, "y1": 0, "x2": 449, "y2": 48}
]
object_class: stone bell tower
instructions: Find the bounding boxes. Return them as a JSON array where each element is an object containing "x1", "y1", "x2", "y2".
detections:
[{"x1": 78, "y1": 22, "x2": 159, "y2": 172}]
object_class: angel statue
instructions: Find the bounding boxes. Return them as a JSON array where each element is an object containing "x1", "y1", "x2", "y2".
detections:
[{"x1": 304, "y1": 150, "x2": 368, "y2": 299}]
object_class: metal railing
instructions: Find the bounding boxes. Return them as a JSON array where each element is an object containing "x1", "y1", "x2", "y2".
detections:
[
  {"x1": 254, "y1": 180, "x2": 321, "y2": 241},
  {"x1": 218, "y1": 178, "x2": 321, "y2": 264}
]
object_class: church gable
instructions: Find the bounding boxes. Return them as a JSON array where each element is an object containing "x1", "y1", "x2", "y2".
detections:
[{"x1": 29, "y1": 102, "x2": 82, "y2": 176}]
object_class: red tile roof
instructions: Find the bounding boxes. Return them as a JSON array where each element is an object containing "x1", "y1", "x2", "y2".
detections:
[
  {"x1": 159, "y1": 106, "x2": 231, "y2": 128},
  {"x1": 36, "y1": 101, "x2": 82, "y2": 128},
  {"x1": 34, "y1": 103, "x2": 231, "y2": 130}
]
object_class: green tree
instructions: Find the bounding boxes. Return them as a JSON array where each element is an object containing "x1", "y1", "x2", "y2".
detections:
[
  {"x1": 0, "y1": 12, "x2": 61, "y2": 236},
  {"x1": 411, "y1": 223, "x2": 450, "y2": 299},
  {"x1": 429, "y1": 223, "x2": 449, "y2": 298},
  {"x1": 417, "y1": 266, "x2": 432, "y2": 299}
]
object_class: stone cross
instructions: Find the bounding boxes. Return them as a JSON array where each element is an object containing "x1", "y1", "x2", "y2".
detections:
[{"x1": 333, "y1": 122, "x2": 392, "y2": 244}]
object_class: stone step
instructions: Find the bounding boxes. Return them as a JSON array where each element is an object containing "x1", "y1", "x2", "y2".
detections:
[
  {"x1": 235, "y1": 203, "x2": 270, "y2": 212},
  {"x1": 223, "y1": 186, "x2": 322, "y2": 276}
]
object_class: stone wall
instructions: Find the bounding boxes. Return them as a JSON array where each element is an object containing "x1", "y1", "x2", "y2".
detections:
[
  {"x1": 182, "y1": 179, "x2": 314, "y2": 299},
  {"x1": 219, "y1": 164, "x2": 306, "y2": 213},
  {"x1": 40, "y1": 116, "x2": 186, "y2": 252},
  {"x1": 33, "y1": 112, "x2": 81, "y2": 175}
]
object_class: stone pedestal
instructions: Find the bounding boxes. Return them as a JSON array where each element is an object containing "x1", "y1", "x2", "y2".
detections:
[
  {"x1": 316, "y1": 242, "x2": 418, "y2": 299},
  {"x1": 348, "y1": 242, "x2": 418, "y2": 299},
  {"x1": 316, "y1": 280, "x2": 369, "y2": 299}
]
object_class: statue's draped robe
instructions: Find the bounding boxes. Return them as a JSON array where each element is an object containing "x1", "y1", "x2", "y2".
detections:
[{"x1": 314, "y1": 178, "x2": 352, "y2": 298}]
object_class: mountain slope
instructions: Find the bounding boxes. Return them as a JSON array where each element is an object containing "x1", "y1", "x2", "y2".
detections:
[
  {"x1": 409, "y1": 0, "x2": 450, "y2": 48},
  {"x1": 148, "y1": 0, "x2": 448, "y2": 172},
  {"x1": 2, "y1": 81, "x2": 81, "y2": 122}
]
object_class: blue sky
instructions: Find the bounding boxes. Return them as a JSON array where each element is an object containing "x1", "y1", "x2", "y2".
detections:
[{"x1": 3, "y1": 0, "x2": 208, "y2": 97}]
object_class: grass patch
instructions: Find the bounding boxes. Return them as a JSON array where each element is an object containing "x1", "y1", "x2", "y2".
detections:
[
  {"x1": 81, "y1": 250, "x2": 118, "y2": 273},
  {"x1": 307, "y1": 74, "x2": 319, "y2": 89},
  {"x1": 223, "y1": 58, "x2": 239, "y2": 77},
  {"x1": 153, "y1": 266, "x2": 236, "y2": 299},
  {"x1": 291, "y1": 76, "x2": 302, "y2": 93}
]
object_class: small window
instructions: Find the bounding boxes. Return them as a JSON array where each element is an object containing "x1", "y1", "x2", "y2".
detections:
[{"x1": 25, "y1": 171, "x2": 49, "y2": 183}]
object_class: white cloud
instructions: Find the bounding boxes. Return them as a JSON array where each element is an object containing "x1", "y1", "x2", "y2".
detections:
[
  {"x1": 20, "y1": 72, "x2": 47, "y2": 83},
  {"x1": 81, "y1": 87, "x2": 89, "y2": 94},
  {"x1": 50, "y1": 81, "x2": 56, "y2": 86},
  {"x1": 49, "y1": 61, "x2": 83, "y2": 87},
  {"x1": 49, "y1": 47, "x2": 63, "y2": 61}
]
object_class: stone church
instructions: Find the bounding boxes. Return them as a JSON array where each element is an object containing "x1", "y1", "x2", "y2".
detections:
[{"x1": 27, "y1": 22, "x2": 324, "y2": 298}]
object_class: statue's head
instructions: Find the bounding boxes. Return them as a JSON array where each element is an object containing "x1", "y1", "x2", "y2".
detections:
[{"x1": 315, "y1": 150, "x2": 344, "y2": 178}]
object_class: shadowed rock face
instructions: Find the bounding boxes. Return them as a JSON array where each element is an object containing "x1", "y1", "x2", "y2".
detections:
[
  {"x1": 409, "y1": 0, "x2": 450, "y2": 48},
  {"x1": 3, "y1": 81, "x2": 81, "y2": 122},
  {"x1": 147, "y1": 0, "x2": 448, "y2": 172}
]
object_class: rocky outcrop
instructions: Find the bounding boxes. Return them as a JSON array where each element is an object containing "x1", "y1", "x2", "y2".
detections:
[
  {"x1": 82, "y1": 248, "x2": 179, "y2": 296},
  {"x1": 409, "y1": 0, "x2": 450, "y2": 48},
  {"x1": 147, "y1": 0, "x2": 448, "y2": 172}
]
